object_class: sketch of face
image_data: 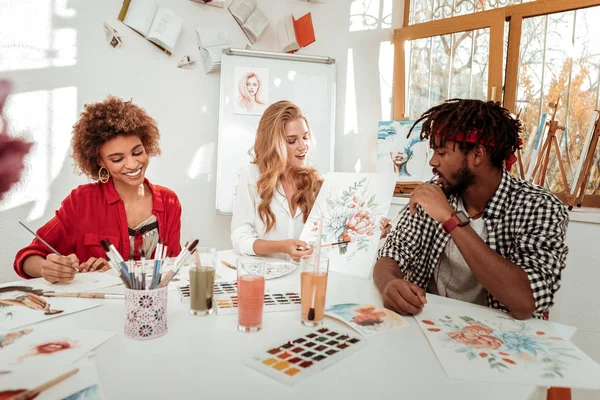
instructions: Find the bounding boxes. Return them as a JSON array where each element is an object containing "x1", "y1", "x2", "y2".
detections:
[
  {"x1": 392, "y1": 152, "x2": 408, "y2": 165},
  {"x1": 246, "y1": 76, "x2": 259, "y2": 97}
]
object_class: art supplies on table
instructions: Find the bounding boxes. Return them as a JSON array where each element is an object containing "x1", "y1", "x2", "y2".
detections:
[
  {"x1": 277, "y1": 12, "x2": 315, "y2": 53},
  {"x1": 42, "y1": 292, "x2": 124, "y2": 300},
  {"x1": 117, "y1": 0, "x2": 183, "y2": 55},
  {"x1": 245, "y1": 326, "x2": 365, "y2": 386},
  {"x1": 0, "y1": 284, "x2": 102, "y2": 333},
  {"x1": 228, "y1": 0, "x2": 269, "y2": 44},
  {"x1": 195, "y1": 26, "x2": 228, "y2": 74},
  {"x1": 299, "y1": 173, "x2": 396, "y2": 278},
  {"x1": 177, "y1": 281, "x2": 302, "y2": 315},
  {"x1": 0, "y1": 360, "x2": 106, "y2": 400},
  {"x1": 99, "y1": 238, "x2": 198, "y2": 290},
  {"x1": 416, "y1": 304, "x2": 600, "y2": 390},
  {"x1": 0, "y1": 327, "x2": 114, "y2": 373},
  {"x1": 325, "y1": 303, "x2": 408, "y2": 336}
]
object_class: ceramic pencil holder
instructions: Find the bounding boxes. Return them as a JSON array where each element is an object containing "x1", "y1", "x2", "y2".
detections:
[{"x1": 124, "y1": 286, "x2": 168, "y2": 340}]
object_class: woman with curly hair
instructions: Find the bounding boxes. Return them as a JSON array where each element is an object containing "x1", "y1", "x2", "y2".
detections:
[
  {"x1": 14, "y1": 96, "x2": 181, "y2": 283},
  {"x1": 231, "y1": 100, "x2": 322, "y2": 262}
]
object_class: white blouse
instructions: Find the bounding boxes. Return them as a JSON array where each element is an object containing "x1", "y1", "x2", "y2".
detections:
[{"x1": 230, "y1": 164, "x2": 306, "y2": 260}]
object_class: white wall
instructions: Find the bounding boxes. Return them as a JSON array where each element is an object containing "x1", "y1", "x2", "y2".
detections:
[{"x1": 0, "y1": 0, "x2": 402, "y2": 282}]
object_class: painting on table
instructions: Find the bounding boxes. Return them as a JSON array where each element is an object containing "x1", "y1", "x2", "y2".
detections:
[
  {"x1": 299, "y1": 173, "x2": 396, "y2": 278},
  {"x1": 0, "y1": 284, "x2": 102, "y2": 333},
  {"x1": 0, "y1": 361, "x2": 105, "y2": 399},
  {"x1": 0, "y1": 328, "x2": 114, "y2": 373},
  {"x1": 325, "y1": 303, "x2": 407, "y2": 336},
  {"x1": 416, "y1": 304, "x2": 600, "y2": 389}
]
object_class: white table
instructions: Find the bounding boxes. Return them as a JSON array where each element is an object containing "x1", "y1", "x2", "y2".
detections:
[{"x1": 38, "y1": 251, "x2": 543, "y2": 400}]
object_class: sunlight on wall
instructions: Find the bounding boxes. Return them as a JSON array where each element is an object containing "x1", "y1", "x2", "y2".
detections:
[
  {"x1": 379, "y1": 41, "x2": 394, "y2": 121},
  {"x1": 354, "y1": 158, "x2": 362, "y2": 172},
  {"x1": 343, "y1": 48, "x2": 358, "y2": 136},
  {"x1": 0, "y1": 87, "x2": 78, "y2": 219},
  {"x1": 187, "y1": 142, "x2": 215, "y2": 182},
  {"x1": 0, "y1": 0, "x2": 77, "y2": 72}
]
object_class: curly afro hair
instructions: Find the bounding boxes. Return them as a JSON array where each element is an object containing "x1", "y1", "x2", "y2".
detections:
[{"x1": 71, "y1": 95, "x2": 161, "y2": 179}]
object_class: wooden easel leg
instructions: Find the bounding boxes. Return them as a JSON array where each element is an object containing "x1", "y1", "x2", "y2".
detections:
[
  {"x1": 552, "y1": 136, "x2": 571, "y2": 203},
  {"x1": 531, "y1": 137, "x2": 552, "y2": 185},
  {"x1": 574, "y1": 131, "x2": 600, "y2": 207}
]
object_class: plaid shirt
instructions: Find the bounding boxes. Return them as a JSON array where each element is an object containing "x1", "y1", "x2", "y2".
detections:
[{"x1": 378, "y1": 169, "x2": 569, "y2": 319}]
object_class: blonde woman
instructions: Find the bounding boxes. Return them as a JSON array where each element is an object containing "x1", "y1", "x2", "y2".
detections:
[{"x1": 231, "y1": 101, "x2": 322, "y2": 261}]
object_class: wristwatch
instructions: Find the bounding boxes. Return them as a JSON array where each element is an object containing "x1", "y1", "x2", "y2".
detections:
[{"x1": 442, "y1": 211, "x2": 470, "y2": 234}]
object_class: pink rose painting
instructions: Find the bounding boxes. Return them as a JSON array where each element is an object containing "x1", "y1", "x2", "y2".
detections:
[{"x1": 299, "y1": 173, "x2": 397, "y2": 278}]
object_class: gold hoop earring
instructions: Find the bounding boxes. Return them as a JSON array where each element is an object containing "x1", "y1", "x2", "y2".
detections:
[{"x1": 98, "y1": 167, "x2": 110, "y2": 184}]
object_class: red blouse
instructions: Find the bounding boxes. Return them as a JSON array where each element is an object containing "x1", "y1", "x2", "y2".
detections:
[{"x1": 14, "y1": 178, "x2": 182, "y2": 279}]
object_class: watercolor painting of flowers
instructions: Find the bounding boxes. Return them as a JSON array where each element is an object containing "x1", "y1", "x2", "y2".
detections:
[
  {"x1": 299, "y1": 173, "x2": 396, "y2": 278},
  {"x1": 325, "y1": 303, "x2": 407, "y2": 336},
  {"x1": 416, "y1": 304, "x2": 600, "y2": 389}
]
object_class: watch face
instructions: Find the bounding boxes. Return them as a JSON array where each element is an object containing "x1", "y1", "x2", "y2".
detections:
[{"x1": 455, "y1": 211, "x2": 470, "y2": 225}]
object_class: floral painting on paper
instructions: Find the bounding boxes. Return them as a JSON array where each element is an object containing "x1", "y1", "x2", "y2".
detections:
[
  {"x1": 299, "y1": 173, "x2": 396, "y2": 278},
  {"x1": 416, "y1": 304, "x2": 600, "y2": 389}
]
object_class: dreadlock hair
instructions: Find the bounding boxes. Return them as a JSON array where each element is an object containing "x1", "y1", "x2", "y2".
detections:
[{"x1": 409, "y1": 99, "x2": 522, "y2": 169}]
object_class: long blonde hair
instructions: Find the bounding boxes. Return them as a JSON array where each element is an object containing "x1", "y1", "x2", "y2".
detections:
[{"x1": 252, "y1": 100, "x2": 323, "y2": 233}]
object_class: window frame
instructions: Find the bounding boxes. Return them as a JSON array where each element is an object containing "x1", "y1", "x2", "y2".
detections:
[{"x1": 394, "y1": 0, "x2": 600, "y2": 205}]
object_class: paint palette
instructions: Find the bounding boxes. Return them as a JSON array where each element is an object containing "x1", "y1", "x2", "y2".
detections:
[
  {"x1": 177, "y1": 281, "x2": 301, "y2": 315},
  {"x1": 246, "y1": 327, "x2": 365, "y2": 386},
  {"x1": 215, "y1": 292, "x2": 301, "y2": 315}
]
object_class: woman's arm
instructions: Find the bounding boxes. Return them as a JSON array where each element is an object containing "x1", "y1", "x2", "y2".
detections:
[{"x1": 15, "y1": 189, "x2": 80, "y2": 280}]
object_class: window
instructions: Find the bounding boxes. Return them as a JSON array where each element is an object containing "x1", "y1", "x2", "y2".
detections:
[
  {"x1": 409, "y1": 0, "x2": 534, "y2": 25},
  {"x1": 516, "y1": 6, "x2": 600, "y2": 195},
  {"x1": 406, "y1": 28, "x2": 490, "y2": 119}
]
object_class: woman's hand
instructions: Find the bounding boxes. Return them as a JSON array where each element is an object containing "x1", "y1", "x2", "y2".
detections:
[
  {"x1": 278, "y1": 239, "x2": 313, "y2": 262},
  {"x1": 79, "y1": 257, "x2": 110, "y2": 273},
  {"x1": 40, "y1": 254, "x2": 79, "y2": 283},
  {"x1": 380, "y1": 217, "x2": 392, "y2": 239}
]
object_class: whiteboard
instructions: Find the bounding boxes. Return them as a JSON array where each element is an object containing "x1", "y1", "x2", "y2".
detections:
[{"x1": 216, "y1": 48, "x2": 336, "y2": 214}]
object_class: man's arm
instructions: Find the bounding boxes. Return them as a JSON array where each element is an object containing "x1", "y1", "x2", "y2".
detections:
[{"x1": 373, "y1": 256, "x2": 404, "y2": 294}]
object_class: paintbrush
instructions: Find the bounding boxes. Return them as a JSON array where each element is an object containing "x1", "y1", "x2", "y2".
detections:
[
  {"x1": 101, "y1": 241, "x2": 131, "y2": 288},
  {"x1": 221, "y1": 260, "x2": 236, "y2": 270},
  {"x1": 308, "y1": 216, "x2": 324, "y2": 322},
  {"x1": 19, "y1": 221, "x2": 80, "y2": 273},
  {"x1": 11, "y1": 367, "x2": 79, "y2": 400},
  {"x1": 42, "y1": 292, "x2": 124, "y2": 299},
  {"x1": 158, "y1": 240, "x2": 199, "y2": 288}
]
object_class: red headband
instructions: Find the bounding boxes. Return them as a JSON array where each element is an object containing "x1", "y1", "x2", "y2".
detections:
[{"x1": 434, "y1": 130, "x2": 521, "y2": 172}]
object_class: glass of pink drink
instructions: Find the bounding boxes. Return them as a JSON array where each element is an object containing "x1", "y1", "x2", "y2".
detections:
[
  {"x1": 236, "y1": 257, "x2": 266, "y2": 333},
  {"x1": 300, "y1": 254, "x2": 329, "y2": 327}
]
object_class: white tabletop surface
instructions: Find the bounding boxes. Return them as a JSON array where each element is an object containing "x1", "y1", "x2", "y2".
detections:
[{"x1": 30, "y1": 250, "x2": 544, "y2": 400}]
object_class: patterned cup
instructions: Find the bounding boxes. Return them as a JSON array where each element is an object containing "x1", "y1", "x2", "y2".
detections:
[{"x1": 124, "y1": 286, "x2": 168, "y2": 340}]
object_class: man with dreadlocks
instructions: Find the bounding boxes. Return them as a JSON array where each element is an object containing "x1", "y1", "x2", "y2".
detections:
[{"x1": 374, "y1": 99, "x2": 568, "y2": 320}]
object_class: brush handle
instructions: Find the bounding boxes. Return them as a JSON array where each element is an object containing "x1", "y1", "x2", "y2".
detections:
[
  {"x1": 221, "y1": 260, "x2": 236, "y2": 270},
  {"x1": 12, "y1": 368, "x2": 79, "y2": 400},
  {"x1": 42, "y1": 292, "x2": 124, "y2": 299},
  {"x1": 157, "y1": 270, "x2": 175, "y2": 288}
]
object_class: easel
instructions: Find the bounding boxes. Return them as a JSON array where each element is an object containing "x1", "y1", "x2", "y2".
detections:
[
  {"x1": 529, "y1": 100, "x2": 571, "y2": 200},
  {"x1": 568, "y1": 111, "x2": 600, "y2": 210}
]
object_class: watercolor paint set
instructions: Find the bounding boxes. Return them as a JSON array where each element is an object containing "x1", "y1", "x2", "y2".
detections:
[
  {"x1": 245, "y1": 326, "x2": 365, "y2": 386},
  {"x1": 214, "y1": 291, "x2": 302, "y2": 315},
  {"x1": 177, "y1": 281, "x2": 301, "y2": 315}
]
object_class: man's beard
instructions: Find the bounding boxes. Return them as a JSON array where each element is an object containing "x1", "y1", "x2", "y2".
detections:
[{"x1": 440, "y1": 158, "x2": 476, "y2": 196}]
